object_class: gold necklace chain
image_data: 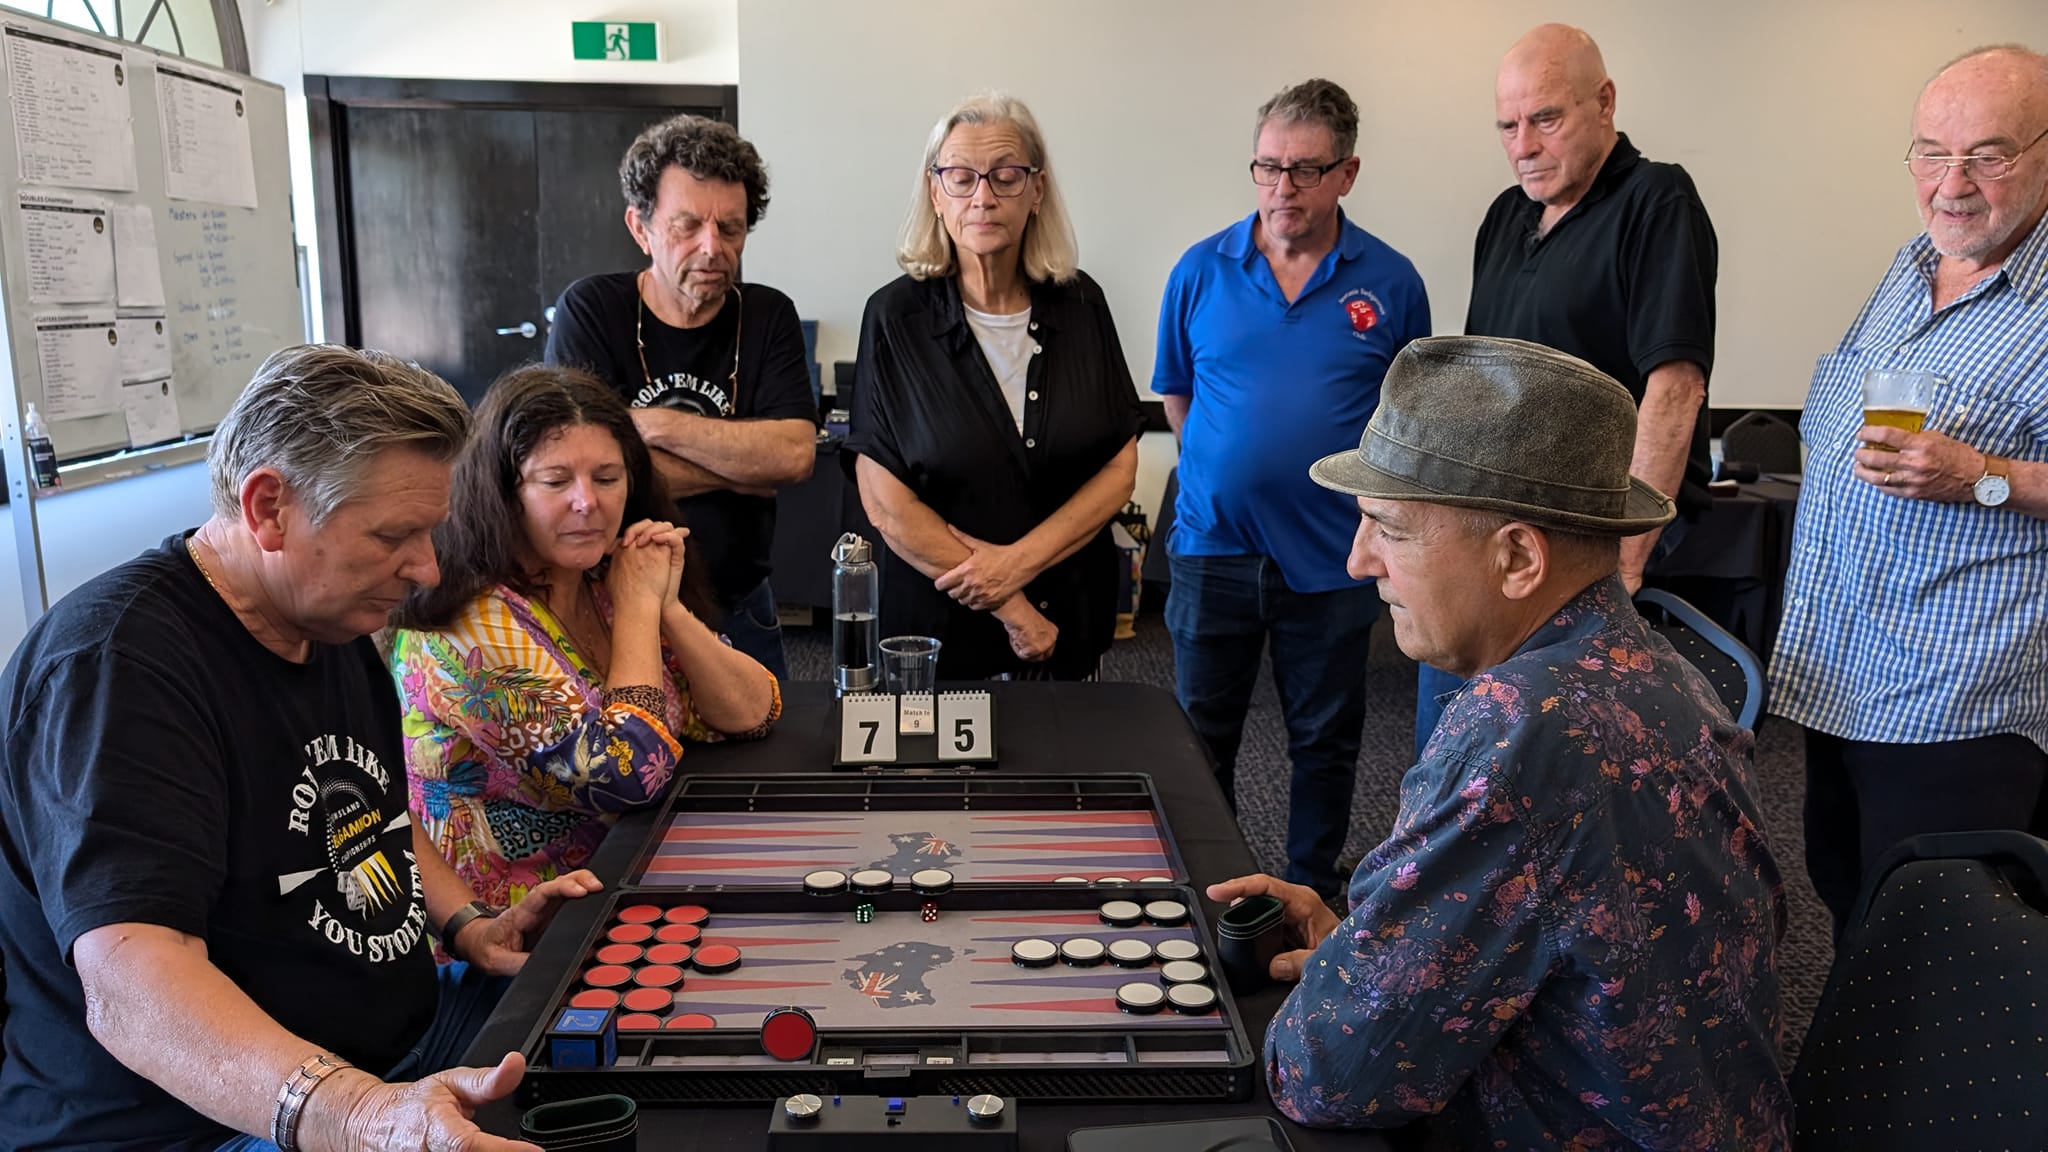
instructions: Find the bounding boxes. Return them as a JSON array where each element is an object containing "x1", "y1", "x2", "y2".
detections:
[{"x1": 185, "y1": 535, "x2": 225, "y2": 596}]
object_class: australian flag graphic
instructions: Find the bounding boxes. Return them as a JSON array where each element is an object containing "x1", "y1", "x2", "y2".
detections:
[
  {"x1": 844, "y1": 940, "x2": 955, "y2": 1008},
  {"x1": 868, "y1": 830, "x2": 960, "y2": 875}
]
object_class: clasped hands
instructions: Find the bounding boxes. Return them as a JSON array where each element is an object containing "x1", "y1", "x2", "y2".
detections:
[
  {"x1": 603, "y1": 520, "x2": 691, "y2": 618},
  {"x1": 934, "y1": 527, "x2": 1056, "y2": 663}
]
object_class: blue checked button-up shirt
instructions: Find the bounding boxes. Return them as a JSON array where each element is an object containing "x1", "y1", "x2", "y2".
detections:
[
  {"x1": 1266, "y1": 577, "x2": 1790, "y2": 1150},
  {"x1": 1771, "y1": 214, "x2": 2048, "y2": 749}
]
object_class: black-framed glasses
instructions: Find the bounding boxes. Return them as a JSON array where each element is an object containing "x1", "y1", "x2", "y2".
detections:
[
  {"x1": 1904, "y1": 125, "x2": 2048, "y2": 182},
  {"x1": 1249, "y1": 158, "x2": 1346, "y2": 188},
  {"x1": 930, "y1": 165, "x2": 1040, "y2": 197}
]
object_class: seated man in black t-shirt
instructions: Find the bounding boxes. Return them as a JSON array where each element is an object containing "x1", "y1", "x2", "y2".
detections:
[
  {"x1": 546, "y1": 114, "x2": 819, "y2": 682},
  {"x1": 0, "y1": 345, "x2": 598, "y2": 1151}
]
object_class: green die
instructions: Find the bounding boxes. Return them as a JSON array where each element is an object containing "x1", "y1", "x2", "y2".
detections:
[{"x1": 854, "y1": 902, "x2": 876, "y2": 924}]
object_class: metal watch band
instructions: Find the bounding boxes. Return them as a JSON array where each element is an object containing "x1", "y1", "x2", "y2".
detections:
[
  {"x1": 271, "y1": 1051, "x2": 352, "y2": 1151},
  {"x1": 439, "y1": 899, "x2": 501, "y2": 958}
]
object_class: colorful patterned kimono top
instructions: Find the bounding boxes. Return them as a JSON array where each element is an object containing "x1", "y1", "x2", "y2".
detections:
[
  {"x1": 392, "y1": 583, "x2": 778, "y2": 908},
  {"x1": 1267, "y1": 576, "x2": 1791, "y2": 1150}
]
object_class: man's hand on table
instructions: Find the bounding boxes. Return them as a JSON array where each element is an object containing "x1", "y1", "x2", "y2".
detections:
[
  {"x1": 455, "y1": 870, "x2": 603, "y2": 977},
  {"x1": 305, "y1": 1053, "x2": 540, "y2": 1152},
  {"x1": 1205, "y1": 873, "x2": 1342, "y2": 982}
]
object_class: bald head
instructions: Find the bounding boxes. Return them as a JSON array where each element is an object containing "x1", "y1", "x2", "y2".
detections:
[
  {"x1": 1500, "y1": 23, "x2": 1610, "y2": 102},
  {"x1": 1494, "y1": 24, "x2": 1619, "y2": 213},
  {"x1": 1918, "y1": 45, "x2": 2048, "y2": 133},
  {"x1": 1910, "y1": 43, "x2": 2048, "y2": 264}
]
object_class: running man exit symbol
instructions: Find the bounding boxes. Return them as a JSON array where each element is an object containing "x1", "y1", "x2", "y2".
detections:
[{"x1": 572, "y1": 21, "x2": 660, "y2": 61}]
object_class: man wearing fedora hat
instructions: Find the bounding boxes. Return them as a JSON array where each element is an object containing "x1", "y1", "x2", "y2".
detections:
[{"x1": 1208, "y1": 336, "x2": 1788, "y2": 1148}]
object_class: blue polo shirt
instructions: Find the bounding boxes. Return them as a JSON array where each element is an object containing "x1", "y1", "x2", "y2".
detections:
[{"x1": 1153, "y1": 210, "x2": 1430, "y2": 593}]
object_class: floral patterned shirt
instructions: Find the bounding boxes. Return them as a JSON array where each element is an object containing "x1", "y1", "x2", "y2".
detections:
[
  {"x1": 1266, "y1": 576, "x2": 1790, "y2": 1150},
  {"x1": 391, "y1": 583, "x2": 778, "y2": 909}
]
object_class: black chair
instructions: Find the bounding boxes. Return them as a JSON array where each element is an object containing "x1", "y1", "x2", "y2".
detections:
[
  {"x1": 1633, "y1": 588, "x2": 1764, "y2": 729},
  {"x1": 1719, "y1": 410, "x2": 1802, "y2": 476},
  {"x1": 1792, "y1": 831, "x2": 2048, "y2": 1151}
]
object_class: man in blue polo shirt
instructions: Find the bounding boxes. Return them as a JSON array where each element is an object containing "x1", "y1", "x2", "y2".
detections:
[{"x1": 1154, "y1": 78, "x2": 1430, "y2": 898}]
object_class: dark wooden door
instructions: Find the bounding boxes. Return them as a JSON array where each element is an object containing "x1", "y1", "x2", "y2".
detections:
[
  {"x1": 347, "y1": 106, "x2": 540, "y2": 403},
  {"x1": 310, "y1": 79, "x2": 737, "y2": 406}
]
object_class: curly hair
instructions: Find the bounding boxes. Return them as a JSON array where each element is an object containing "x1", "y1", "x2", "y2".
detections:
[
  {"x1": 1254, "y1": 78, "x2": 1360, "y2": 159},
  {"x1": 619, "y1": 114, "x2": 770, "y2": 228},
  {"x1": 394, "y1": 363, "x2": 712, "y2": 629}
]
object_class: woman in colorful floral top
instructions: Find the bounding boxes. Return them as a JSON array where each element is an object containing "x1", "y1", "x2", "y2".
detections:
[{"x1": 390, "y1": 365, "x2": 780, "y2": 909}]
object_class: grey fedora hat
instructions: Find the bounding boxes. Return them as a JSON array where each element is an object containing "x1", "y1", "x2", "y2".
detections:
[{"x1": 1310, "y1": 335, "x2": 1675, "y2": 534}]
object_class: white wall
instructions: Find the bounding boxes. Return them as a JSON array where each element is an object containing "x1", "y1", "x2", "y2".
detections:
[{"x1": 738, "y1": 0, "x2": 2048, "y2": 410}]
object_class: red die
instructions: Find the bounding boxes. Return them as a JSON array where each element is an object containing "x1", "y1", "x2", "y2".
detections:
[{"x1": 919, "y1": 902, "x2": 939, "y2": 923}]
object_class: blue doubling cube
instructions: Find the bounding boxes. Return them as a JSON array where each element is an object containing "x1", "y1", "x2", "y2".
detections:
[{"x1": 547, "y1": 1006, "x2": 618, "y2": 1068}]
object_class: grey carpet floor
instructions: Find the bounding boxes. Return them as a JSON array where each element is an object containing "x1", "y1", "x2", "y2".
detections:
[{"x1": 784, "y1": 608, "x2": 1830, "y2": 1070}]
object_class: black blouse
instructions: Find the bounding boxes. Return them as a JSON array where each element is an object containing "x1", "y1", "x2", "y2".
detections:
[{"x1": 848, "y1": 271, "x2": 1144, "y2": 680}]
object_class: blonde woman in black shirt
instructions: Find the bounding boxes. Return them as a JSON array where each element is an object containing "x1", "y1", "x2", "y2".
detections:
[{"x1": 848, "y1": 91, "x2": 1143, "y2": 680}]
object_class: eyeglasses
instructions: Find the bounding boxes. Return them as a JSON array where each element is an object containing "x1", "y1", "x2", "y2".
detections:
[
  {"x1": 930, "y1": 165, "x2": 1040, "y2": 198},
  {"x1": 1904, "y1": 126, "x2": 2048, "y2": 182},
  {"x1": 637, "y1": 279, "x2": 740, "y2": 400},
  {"x1": 1249, "y1": 159, "x2": 1346, "y2": 188}
]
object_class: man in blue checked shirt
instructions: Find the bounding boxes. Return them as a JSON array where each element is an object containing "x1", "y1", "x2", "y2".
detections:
[{"x1": 1772, "y1": 44, "x2": 2048, "y2": 936}]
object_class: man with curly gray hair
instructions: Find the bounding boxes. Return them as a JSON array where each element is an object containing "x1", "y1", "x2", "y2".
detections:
[{"x1": 546, "y1": 113, "x2": 816, "y2": 679}]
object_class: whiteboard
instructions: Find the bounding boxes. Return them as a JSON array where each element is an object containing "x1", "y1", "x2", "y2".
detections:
[
  {"x1": 0, "y1": 9, "x2": 299, "y2": 460},
  {"x1": 738, "y1": 0, "x2": 2048, "y2": 411}
]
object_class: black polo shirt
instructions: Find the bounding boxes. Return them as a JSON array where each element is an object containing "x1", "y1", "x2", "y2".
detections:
[
  {"x1": 848, "y1": 271, "x2": 1144, "y2": 680},
  {"x1": 1466, "y1": 133, "x2": 1718, "y2": 515}
]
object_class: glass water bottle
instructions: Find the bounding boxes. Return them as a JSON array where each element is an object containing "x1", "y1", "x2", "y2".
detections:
[{"x1": 831, "y1": 532, "x2": 879, "y2": 695}]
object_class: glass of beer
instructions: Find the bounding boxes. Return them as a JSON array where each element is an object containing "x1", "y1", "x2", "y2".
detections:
[{"x1": 1861, "y1": 368, "x2": 1938, "y2": 450}]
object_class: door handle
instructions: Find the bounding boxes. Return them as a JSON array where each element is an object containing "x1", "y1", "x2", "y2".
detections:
[{"x1": 495, "y1": 321, "x2": 538, "y2": 339}]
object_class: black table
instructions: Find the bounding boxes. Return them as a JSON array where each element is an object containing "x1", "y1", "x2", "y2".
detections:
[
  {"x1": 465, "y1": 681, "x2": 1390, "y2": 1151},
  {"x1": 1649, "y1": 478, "x2": 1801, "y2": 660}
]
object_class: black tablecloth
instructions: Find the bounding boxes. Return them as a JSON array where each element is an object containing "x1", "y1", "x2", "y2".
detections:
[
  {"x1": 1648, "y1": 478, "x2": 1801, "y2": 660},
  {"x1": 465, "y1": 681, "x2": 1390, "y2": 1151}
]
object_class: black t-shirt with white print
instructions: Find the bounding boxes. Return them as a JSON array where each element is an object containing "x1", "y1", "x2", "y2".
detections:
[{"x1": 0, "y1": 533, "x2": 436, "y2": 1149}]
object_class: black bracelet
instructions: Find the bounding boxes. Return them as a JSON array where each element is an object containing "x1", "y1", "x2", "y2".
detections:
[{"x1": 439, "y1": 899, "x2": 500, "y2": 959}]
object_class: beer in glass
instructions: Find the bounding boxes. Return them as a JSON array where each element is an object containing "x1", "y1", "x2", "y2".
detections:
[{"x1": 1861, "y1": 368, "x2": 1937, "y2": 449}]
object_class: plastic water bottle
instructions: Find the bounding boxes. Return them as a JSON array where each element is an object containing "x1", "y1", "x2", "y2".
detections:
[
  {"x1": 831, "y1": 533, "x2": 878, "y2": 696},
  {"x1": 23, "y1": 403, "x2": 57, "y2": 491}
]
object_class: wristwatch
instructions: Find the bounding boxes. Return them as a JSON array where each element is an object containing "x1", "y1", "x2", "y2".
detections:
[
  {"x1": 440, "y1": 899, "x2": 501, "y2": 957},
  {"x1": 1974, "y1": 453, "x2": 2012, "y2": 507}
]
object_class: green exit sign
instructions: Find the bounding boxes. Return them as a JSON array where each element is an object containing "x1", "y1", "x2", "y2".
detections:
[{"x1": 572, "y1": 21, "x2": 661, "y2": 61}]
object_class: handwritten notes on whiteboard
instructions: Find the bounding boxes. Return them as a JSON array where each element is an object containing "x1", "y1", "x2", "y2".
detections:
[
  {"x1": 156, "y1": 63, "x2": 254, "y2": 208},
  {"x1": 164, "y1": 203, "x2": 247, "y2": 384},
  {"x1": 4, "y1": 23, "x2": 135, "y2": 191}
]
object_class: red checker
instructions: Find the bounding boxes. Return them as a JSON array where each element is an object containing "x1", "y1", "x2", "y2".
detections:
[
  {"x1": 655, "y1": 923, "x2": 702, "y2": 945},
  {"x1": 760, "y1": 1006, "x2": 816, "y2": 1061},
  {"x1": 634, "y1": 964, "x2": 685, "y2": 989},
  {"x1": 621, "y1": 987, "x2": 674, "y2": 1015},
  {"x1": 617, "y1": 1013, "x2": 664, "y2": 1031},
  {"x1": 594, "y1": 944, "x2": 643, "y2": 966},
  {"x1": 664, "y1": 904, "x2": 710, "y2": 926},
  {"x1": 693, "y1": 944, "x2": 742, "y2": 972},
  {"x1": 569, "y1": 989, "x2": 620, "y2": 1011},
  {"x1": 667, "y1": 1013, "x2": 718, "y2": 1030},
  {"x1": 645, "y1": 943, "x2": 693, "y2": 966},
  {"x1": 583, "y1": 964, "x2": 632, "y2": 989},
  {"x1": 605, "y1": 923, "x2": 654, "y2": 945},
  {"x1": 616, "y1": 904, "x2": 663, "y2": 924}
]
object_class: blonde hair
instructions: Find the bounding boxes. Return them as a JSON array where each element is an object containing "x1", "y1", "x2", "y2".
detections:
[{"x1": 896, "y1": 92, "x2": 1079, "y2": 284}]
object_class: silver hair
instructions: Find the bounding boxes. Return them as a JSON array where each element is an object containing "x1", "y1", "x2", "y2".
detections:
[
  {"x1": 1254, "y1": 78, "x2": 1360, "y2": 159},
  {"x1": 207, "y1": 344, "x2": 470, "y2": 524},
  {"x1": 897, "y1": 91, "x2": 1079, "y2": 283}
]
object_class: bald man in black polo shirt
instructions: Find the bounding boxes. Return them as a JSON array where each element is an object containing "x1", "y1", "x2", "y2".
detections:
[{"x1": 1415, "y1": 23, "x2": 1719, "y2": 756}]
